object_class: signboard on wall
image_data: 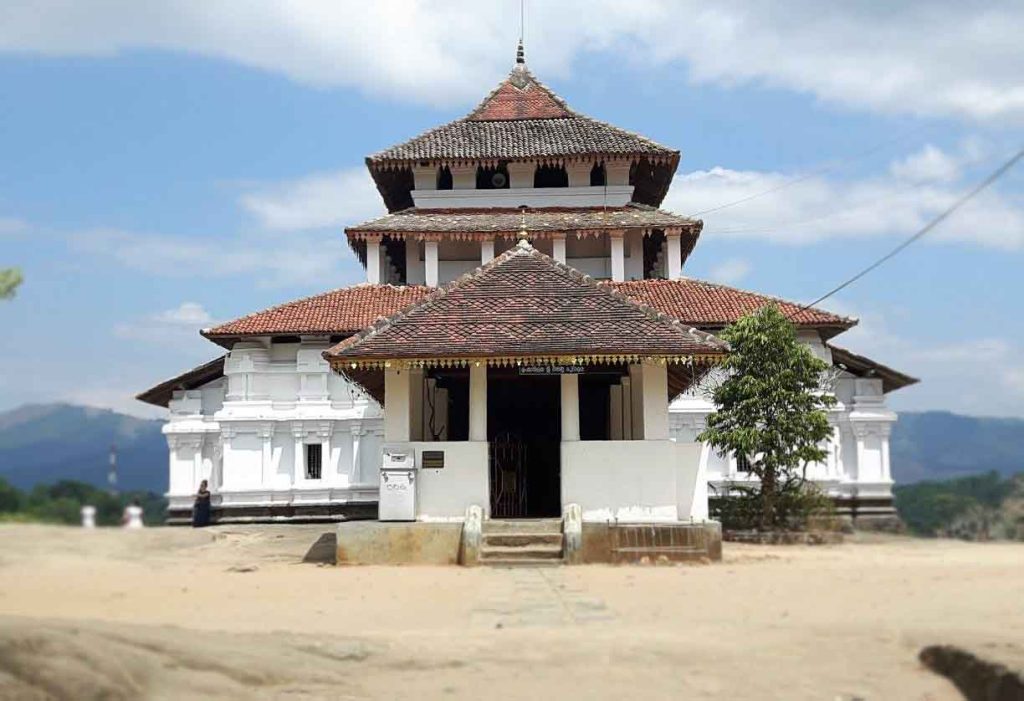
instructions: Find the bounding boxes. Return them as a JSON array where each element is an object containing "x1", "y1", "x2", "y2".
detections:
[
  {"x1": 518, "y1": 365, "x2": 585, "y2": 376},
  {"x1": 421, "y1": 450, "x2": 445, "y2": 469}
]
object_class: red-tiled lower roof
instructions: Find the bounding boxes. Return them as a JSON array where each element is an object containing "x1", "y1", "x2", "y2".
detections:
[
  {"x1": 203, "y1": 277, "x2": 854, "y2": 345},
  {"x1": 202, "y1": 285, "x2": 433, "y2": 343},
  {"x1": 326, "y1": 242, "x2": 727, "y2": 363},
  {"x1": 605, "y1": 278, "x2": 855, "y2": 331}
]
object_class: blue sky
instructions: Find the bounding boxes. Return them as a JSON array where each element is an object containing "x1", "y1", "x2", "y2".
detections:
[{"x1": 1, "y1": 1, "x2": 1023, "y2": 418}]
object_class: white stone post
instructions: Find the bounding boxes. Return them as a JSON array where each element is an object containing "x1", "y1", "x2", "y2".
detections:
[
  {"x1": 469, "y1": 364, "x2": 488, "y2": 442},
  {"x1": 424, "y1": 239, "x2": 439, "y2": 287},
  {"x1": 560, "y1": 373, "x2": 580, "y2": 441},
  {"x1": 629, "y1": 364, "x2": 644, "y2": 439},
  {"x1": 366, "y1": 237, "x2": 381, "y2": 284},
  {"x1": 481, "y1": 238, "x2": 495, "y2": 264},
  {"x1": 552, "y1": 234, "x2": 566, "y2": 264},
  {"x1": 666, "y1": 230, "x2": 682, "y2": 280},
  {"x1": 640, "y1": 361, "x2": 669, "y2": 440},
  {"x1": 609, "y1": 384, "x2": 623, "y2": 440},
  {"x1": 384, "y1": 368, "x2": 412, "y2": 442},
  {"x1": 610, "y1": 231, "x2": 625, "y2": 281}
]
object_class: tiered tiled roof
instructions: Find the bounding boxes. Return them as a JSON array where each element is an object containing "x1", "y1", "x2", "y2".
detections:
[
  {"x1": 136, "y1": 355, "x2": 226, "y2": 407},
  {"x1": 325, "y1": 242, "x2": 727, "y2": 365},
  {"x1": 202, "y1": 277, "x2": 854, "y2": 345},
  {"x1": 368, "y1": 65, "x2": 678, "y2": 166},
  {"x1": 346, "y1": 204, "x2": 701, "y2": 238},
  {"x1": 201, "y1": 285, "x2": 432, "y2": 346},
  {"x1": 605, "y1": 278, "x2": 855, "y2": 334}
]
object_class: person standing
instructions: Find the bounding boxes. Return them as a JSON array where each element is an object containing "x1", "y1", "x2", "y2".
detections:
[{"x1": 192, "y1": 479, "x2": 212, "y2": 528}]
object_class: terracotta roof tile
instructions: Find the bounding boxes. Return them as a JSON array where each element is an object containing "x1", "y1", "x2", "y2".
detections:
[
  {"x1": 203, "y1": 277, "x2": 853, "y2": 345},
  {"x1": 605, "y1": 278, "x2": 854, "y2": 329},
  {"x1": 368, "y1": 67, "x2": 677, "y2": 164},
  {"x1": 202, "y1": 285, "x2": 432, "y2": 341},
  {"x1": 346, "y1": 204, "x2": 700, "y2": 237},
  {"x1": 326, "y1": 242, "x2": 726, "y2": 362}
]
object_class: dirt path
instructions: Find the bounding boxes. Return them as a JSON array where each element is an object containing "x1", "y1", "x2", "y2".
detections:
[{"x1": 0, "y1": 524, "x2": 1021, "y2": 699}]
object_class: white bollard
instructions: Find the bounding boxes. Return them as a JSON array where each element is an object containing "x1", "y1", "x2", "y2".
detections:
[{"x1": 80, "y1": 505, "x2": 96, "y2": 528}]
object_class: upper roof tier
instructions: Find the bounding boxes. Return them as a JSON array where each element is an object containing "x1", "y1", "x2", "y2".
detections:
[
  {"x1": 369, "y1": 60, "x2": 678, "y2": 165},
  {"x1": 367, "y1": 47, "x2": 681, "y2": 212}
]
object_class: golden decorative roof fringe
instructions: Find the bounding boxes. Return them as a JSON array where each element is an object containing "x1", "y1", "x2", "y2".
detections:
[{"x1": 332, "y1": 354, "x2": 722, "y2": 372}]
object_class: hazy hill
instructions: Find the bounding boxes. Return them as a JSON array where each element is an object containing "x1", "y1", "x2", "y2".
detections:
[
  {"x1": 890, "y1": 411, "x2": 1024, "y2": 483},
  {"x1": 1, "y1": 404, "x2": 1022, "y2": 492},
  {"x1": 0, "y1": 403, "x2": 166, "y2": 492}
]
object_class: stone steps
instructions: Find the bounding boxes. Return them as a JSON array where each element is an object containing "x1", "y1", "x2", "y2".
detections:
[
  {"x1": 482, "y1": 532, "x2": 563, "y2": 548},
  {"x1": 482, "y1": 518, "x2": 562, "y2": 535},
  {"x1": 479, "y1": 518, "x2": 564, "y2": 566}
]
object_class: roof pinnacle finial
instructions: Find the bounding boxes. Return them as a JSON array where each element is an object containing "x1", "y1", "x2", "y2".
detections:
[{"x1": 516, "y1": 39, "x2": 525, "y2": 65}]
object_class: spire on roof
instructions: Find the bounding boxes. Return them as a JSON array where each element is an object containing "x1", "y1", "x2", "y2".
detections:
[{"x1": 516, "y1": 40, "x2": 525, "y2": 65}]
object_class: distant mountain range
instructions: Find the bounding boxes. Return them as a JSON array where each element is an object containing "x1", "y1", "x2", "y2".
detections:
[
  {"x1": 0, "y1": 404, "x2": 1021, "y2": 492},
  {"x1": 0, "y1": 404, "x2": 166, "y2": 492}
]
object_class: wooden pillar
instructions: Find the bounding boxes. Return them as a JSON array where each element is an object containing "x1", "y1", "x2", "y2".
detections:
[
  {"x1": 384, "y1": 368, "x2": 411, "y2": 442},
  {"x1": 666, "y1": 230, "x2": 682, "y2": 280},
  {"x1": 640, "y1": 361, "x2": 669, "y2": 440},
  {"x1": 560, "y1": 373, "x2": 580, "y2": 441},
  {"x1": 609, "y1": 384, "x2": 623, "y2": 440},
  {"x1": 481, "y1": 237, "x2": 495, "y2": 264},
  {"x1": 610, "y1": 231, "x2": 625, "y2": 281},
  {"x1": 620, "y1": 376, "x2": 633, "y2": 440},
  {"x1": 629, "y1": 364, "x2": 644, "y2": 439},
  {"x1": 552, "y1": 234, "x2": 566, "y2": 264},
  {"x1": 425, "y1": 240, "x2": 439, "y2": 287},
  {"x1": 366, "y1": 237, "x2": 381, "y2": 284},
  {"x1": 469, "y1": 364, "x2": 487, "y2": 441}
]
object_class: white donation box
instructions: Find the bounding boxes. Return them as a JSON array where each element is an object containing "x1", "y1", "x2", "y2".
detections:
[{"x1": 379, "y1": 450, "x2": 417, "y2": 521}]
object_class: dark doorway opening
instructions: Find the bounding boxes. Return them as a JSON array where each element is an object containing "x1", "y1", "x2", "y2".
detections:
[{"x1": 487, "y1": 371, "x2": 561, "y2": 518}]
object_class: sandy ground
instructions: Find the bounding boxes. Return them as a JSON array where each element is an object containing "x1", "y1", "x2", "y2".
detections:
[{"x1": 0, "y1": 525, "x2": 1021, "y2": 700}]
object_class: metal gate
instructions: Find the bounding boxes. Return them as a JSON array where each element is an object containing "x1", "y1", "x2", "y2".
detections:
[{"x1": 489, "y1": 432, "x2": 528, "y2": 518}]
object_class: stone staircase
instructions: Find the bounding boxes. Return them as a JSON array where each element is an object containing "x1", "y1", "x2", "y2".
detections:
[{"x1": 479, "y1": 518, "x2": 564, "y2": 566}]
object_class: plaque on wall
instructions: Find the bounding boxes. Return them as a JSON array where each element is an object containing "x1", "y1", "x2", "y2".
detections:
[{"x1": 421, "y1": 450, "x2": 445, "y2": 469}]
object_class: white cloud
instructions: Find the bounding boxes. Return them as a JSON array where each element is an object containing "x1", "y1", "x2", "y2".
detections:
[
  {"x1": 71, "y1": 228, "x2": 360, "y2": 287},
  {"x1": 239, "y1": 168, "x2": 382, "y2": 231},
  {"x1": 665, "y1": 144, "x2": 1024, "y2": 249},
  {"x1": 889, "y1": 145, "x2": 962, "y2": 183},
  {"x1": 0, "y1": 217, "x2": 27, "y2": 236},
  {"x1": 1, "y1": 2, "x2": 1023, "y2": 122},
  {"x1": 154, "y1": 302, "x2": 214, "y2": 327},
  {"x1": 114, "y1": 302, "x2": 217, "y2": 348},
  {"x1": 707, "y1": 257, "x2": 752, "y2": 284},
  {"x1": 830, "y1": 305, "x2": 1024, "y2": 417}
]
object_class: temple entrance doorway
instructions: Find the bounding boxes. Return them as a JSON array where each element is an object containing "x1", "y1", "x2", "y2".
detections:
[{"x1": 487, "y1": 372, "x2": 561, "y2": 518}]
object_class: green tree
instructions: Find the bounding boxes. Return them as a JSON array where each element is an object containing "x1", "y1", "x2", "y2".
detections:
[
  {"x1": 699, "y1": 305, "x2": 837, "y2": 530},
  {"x1": 0, "y1": 268, "x2": 22, "y2": 300}
]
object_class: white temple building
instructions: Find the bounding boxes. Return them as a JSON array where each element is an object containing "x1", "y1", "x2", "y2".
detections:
[{"x1": 139, "y1": 46, "x2": 915, "y2": 534}]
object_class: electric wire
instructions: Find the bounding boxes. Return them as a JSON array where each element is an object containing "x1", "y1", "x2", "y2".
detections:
[{"x1": 797, "y1": 146, "x2": 1024, "y2": 312}]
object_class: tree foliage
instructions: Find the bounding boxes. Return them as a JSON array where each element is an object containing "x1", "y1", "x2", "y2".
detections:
[
  {"x1": 699, "y1": 305, "x2": 836, "y2": 529},
  {"x1": 0, "y1": 268, "x2": 23, "y2": 300},
  {"x1": 0, "y1": 477, "x2": 166, "y2": 526}
]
